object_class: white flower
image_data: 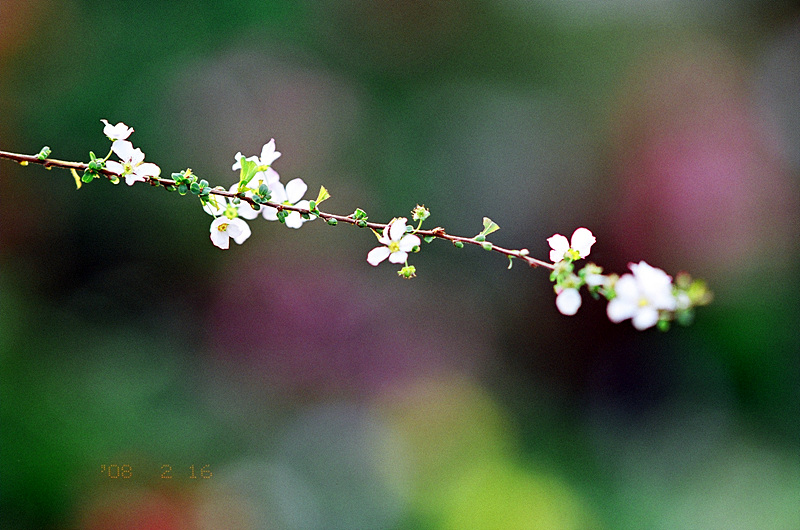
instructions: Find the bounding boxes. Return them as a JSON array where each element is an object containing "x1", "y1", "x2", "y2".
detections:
[
  {"x1": 555, "y1": 288, "x2": 582, "y2": 316},
  {"x1": 607, "y1": 261, "x2": 677, "y2": 330},
  {"x1": 548, "y1": 227, "x2": 596, "y2": 263},
  {"x1": 232, "y1": 139, "x2": 281, "y2": 171},
  {"x1": 262, "y1": 178, "x2": 314, "y2": 229},
  {"x1": 105, "y1": 140, "x2": 161, "y2": 186},
  {"x1": 101, "y1": 119, "x2": 134, "y2": 141},
  {"x1": 209, "y1": 217, "x2": 251, "y2": 249},
  {"x1": 367, "y1": 217, "x2": 421, "y2": 266}
]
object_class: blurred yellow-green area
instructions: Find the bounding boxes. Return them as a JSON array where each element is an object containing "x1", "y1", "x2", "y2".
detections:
[{"x1": 2, "y1": 0, "x2": 799, "y2": 528}]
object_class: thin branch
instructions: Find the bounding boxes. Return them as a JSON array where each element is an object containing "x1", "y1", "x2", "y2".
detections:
[{"x1": 1, "y1": 149, "x2": 554, "y2": 269}]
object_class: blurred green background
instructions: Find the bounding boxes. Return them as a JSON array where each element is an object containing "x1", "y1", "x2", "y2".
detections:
[{"x1": 2, "y1": 0, "x2": 799, "y2": 528}]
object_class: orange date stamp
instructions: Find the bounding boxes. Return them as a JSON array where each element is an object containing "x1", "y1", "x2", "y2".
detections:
[{"x1": 99, "y1": 464, "x2": 212, "y2": 479}]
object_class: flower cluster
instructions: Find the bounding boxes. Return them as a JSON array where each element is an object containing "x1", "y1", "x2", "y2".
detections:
[
  {"x1": 203, "y1": 139, "x2": 316, "y2": 249},
  {"x1": 547, "y1": 228, "x2": 711, "y2": 330},
  {"x1": 100, "y1": 119, "x2": 161, "y2": 186},
  {"x1": 0, "y1": 121, "x2": 713, "y2": 331}
]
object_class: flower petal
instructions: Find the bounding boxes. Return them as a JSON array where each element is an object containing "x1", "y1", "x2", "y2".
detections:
[
  {"x1": 269, "y1": 181, "x2": 288, "y2": 204},
  {"x1": 262, "y1": 206, "x2": 279, "y2": 221},
  {"x1": 124, "y1": 173, "x2": 146, "y2": 186},
  {"x1": 613, "y1": 274, "x2": 639, "y2": 302},
  {"x1": 570, "y1": 227, "x2": 596, "y2": 258},
  {"x1": 284, "y1": 211, "x2": 304, "y2": 229},
  {"x1": 105, "y1": 160, "x2": 124, "y2": 175},
  {"x1": 128, "y1": 147, "x2": 146, "y2": 165},
  {"x1": 632, "y1": 307, "x2": 659, "y2": 330},
  {"x1": 547, "y1": 234, "x2": 569, "y2": 262},
  {"x1": 229, "y1": 218, "x2": 251, "y2": 244},
  {"x1": 607, "y1": 297, "x2": 637, "y2": 323},
  {"x1": 232, "y1": 152, "x2": 244, "y2": 171},
  {"x1": 111, "y1": 140, "x2": 135, "y2": 161},
  {"x1": 251, "y1": 168, "x2": 280, "y2": 188},
  {"x1": 367, "y1": 246, "x2": 391, "y2": 266},
  {"x1": 259, "y1": 139, "x2": 281, "y2": 166},
  {"x1": 388, "y1": 218, "x2": 408, "y2": 241},
  {"x1": 284, "y1": 178, "x2": 307, "y2": 204},
  {"x1": 388, "y1": 250, "x2": 408, "y2": 264},
  {"x1": 398, "y1": 234, "x2": 420, "y2": 252},
  {"x1": 556, "y1": 288, "x2": 582, "y2": 316},
  {"x1": 135, "y1": 162, "x2": 160, "y2": 178}
]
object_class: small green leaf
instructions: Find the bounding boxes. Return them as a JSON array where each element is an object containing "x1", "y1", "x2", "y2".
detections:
[
  {"x1": 480, "y1": 217, "x2": 500, "y2": 236},
  {"x1": 453, "y1": 240, "x2": 464, "y2": 248},
  {"x1": 353, "y1": 208, "x2": 367, "y2": 221},
  {"x1": 474, "y1": 234, "x2": 486, "y2": 242},
  {"x1": 315, "y1": 185, "x2": 331, "y2": 205},
  {"x1": 236, "y1": 156, "x2": 259, "y2": 191},
  {"x1": 482, "y1": 242, "x2": 492, "y2": 251},
  {"x1": 423, "y1": 236, "x2": 435, "y2": 243}
]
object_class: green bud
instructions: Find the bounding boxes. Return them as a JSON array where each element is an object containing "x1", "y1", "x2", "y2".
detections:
[
  {"x1": 474, "y1": 234, "x2": 486, "y2": 242},
  {"x1": 411, "y1": 204, "x2": 430, "y2": 222},
  {"x1": 357, "y1": 220, "x2": 367, "y2": 228},
  {"x1": 453, "y1": 241, "x2": 464, "y2": 248},
  {"x1": 326, "y1": 218, "x2": 338, "y2": 226},
  {"x1": 36, "y1": 146, "x2": 51, "y2": 160},
  {"x1": 423, "y1": 236, "x2": 435, "y2": 244},
  {"x1": 397, "y1": 265, "x2": 417, "y2": 279},
  {"x1": 482, "y1": 242, "x2": 492, "y2": 251}
]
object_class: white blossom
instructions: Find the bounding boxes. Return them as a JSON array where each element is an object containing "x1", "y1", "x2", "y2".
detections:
[
  {"x1": 262, "y1": 178, "x2": 314, "y2": 229},
  {"x1": 209, "y1": 217, "x2": 251, "y2": 249},
  {"x1": 101, "y1": 119, "x2": 134, "y2": 141},
  {"x1": 367, "y1": 217, "x2": 420, "y2": 266},
  {"x1": 105, "y1": 140, "x2": 160, "y2": 186},
  {"x1": 548, "y1": 227, "x2": 596, "y2": 263},
  {"x1": 607, "y1": 261, "x2": 677, "y2": 330}
]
